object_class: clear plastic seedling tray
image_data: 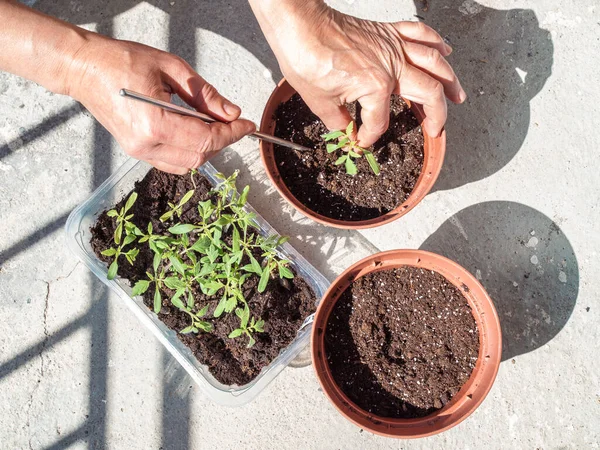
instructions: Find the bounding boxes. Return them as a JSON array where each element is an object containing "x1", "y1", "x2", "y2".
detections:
[{"x1": 65, "y1": 158, "x2": 330, "y2": 406}]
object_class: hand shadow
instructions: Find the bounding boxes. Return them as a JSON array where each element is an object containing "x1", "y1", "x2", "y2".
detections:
[
  {"x1": 414, "y1": 0, "x2": 553, "y2": 191},
  {"x1": 420, "y1": 201, "x2": 578, "y2": 361},
  {"x1": 35, "y1": 0, "x2": 283, "y2": 83}
]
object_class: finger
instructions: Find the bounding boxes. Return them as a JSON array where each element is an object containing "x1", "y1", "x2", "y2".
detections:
[
  {"x1": 356, "y1": 93, "x2": 391, "y2": 148},
  {"x1": 397, "y1": 64, "x2": 447, "y2": 137},
  {"x1": 302, "y1": 94, "x2": 353, "y2": 132},
  {"x1": 203, "y1": 119, "x2": 257, "y2": 151},
  {"x1": 143, "y1": 144, "x2": 217, "y2": 169},
  {"x1": 403, "y1": 41, "x2": 466, "y2": 103},
  {"x1": 147, "y1": 112, "x2": 255, "y2": 152},
  {"x1": 146, "y1": 158, "x2": 189, "y2": 175},
  {"x1": 161, "y1": 56, "x2": 243, "y2": 122},
  {"x1": 392, "y1": 21, "x2": 452, "y2": 56}
]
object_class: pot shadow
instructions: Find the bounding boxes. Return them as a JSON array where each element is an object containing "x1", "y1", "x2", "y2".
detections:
[
  {"x1": 413, "y1": 0, "x2": 553, "y2": 192},
  {"x1": 35, "y1": 0, "x2": 283, "y2": 84},
  {"x1": 419, "y1": 201, "x2": 578, "y2": 361}
]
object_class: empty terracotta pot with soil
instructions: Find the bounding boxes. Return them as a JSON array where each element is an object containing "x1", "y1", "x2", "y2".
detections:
[
  {"x1": 311, "y1": 250, "x2": 501, "y2": 438},
  {"x1": 259, "y1": 79, "x2": 446, "y2": 229}
]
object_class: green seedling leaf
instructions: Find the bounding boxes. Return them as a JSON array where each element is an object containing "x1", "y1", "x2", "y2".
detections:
[
  {"x1": 101, "y1": 248, "x2": 117, "y2": 257},
  {"x1": 225, "y1": 296, "x2": 237, "y2": 313},
  {"x1": 345, "y1": 157, "x2": 358, "y2": 176},
  {"x1": 114, "y1": 223, "x2": 123, "y2": 245},
  {"x1": 348, "y1": 150, "x2": 362, "y2": 158},
  {"x1": 179, "y1": 190, "x2": 195, "y2": 207},
  {"x1": 152, "y1": 252, "x2": 161, "y2": 273},
  {"x1": 338, "y1": 137, "x2": 349, "y2": 148},
  {"x1": 124, "y1": 192, "x2": 138, "y2": 213},
  {"x1": 164, "y1": 277, "x2": 186, "y2": 290},
  {"x1": 335, "y1": 155, "x2": 347, "y2": 166},
  {"x1": 154, "y1": 288, "x2": 162, "y2": 314},
  {"x1": 214, "y1": 295, "x2": 227, "y2": 318},
  {"x1": 107, "y1": 260, "x2": 118, "y2": 280},
  {"x1": 258, "y1": 267, "x2": 270, "y2": 293},
  {"x1": 254, "y1": 319, "x2": 265, "y2": 333},
  {"x1": 278, "y1": 265, "x2": 294, "y2": 279},
  {"x1": 196, "y1": 321, "x2": 212, "y2": 332},
  {"x1": 276, "y1": 236, "x2": 289, "y2": 247},
  {"x1": 107, "y1": 210, "x2": 118, "y2": 218},
  {"x1": 326, "y1": 143, "x2": 338, "y2": 153},
  {"x1": 123, "y1": 234, "x2": 136, "y2": 246},
  {"x1": 228, "y1": 328, "x2": 243, "y2": 338},
  {"x1": 131, "y1": 280, "x2": 150, "y2": 296},
  {"x1": 168, "y1": 223, "x2": 198, "y2": 234},
  {"x1": 364, "y1": 150, "x2": 380, "y2": 175},
  {"x1": 345, "y1": 121, "x2": 354, "y2": 136},
  {"x1": 232, "y1": 226, "x2": 240, "y2": 253},
  {"x1": 238, "y1": 306, "x2": 250, "y2": 328},
  {"x1": 239, "y1": 185, "x2": 250, "y2": 205},
  {"x1": 191, "y1": 235, "x2": 211, "y2": 253},
  {"x1": 180, "y1": 325, "x2": 195, "y2": 334},
  {"x1": 198, "y1": 304, "x2": 210, "y2": 317},
  {"x1": 187, "y1": 291, "x2": 194, "y2": 309},
  {"x1": 321, "y1": 130, "x2": 344, "y2": 141},
  {"x1": 171, "y1": 292, "x2": 186, "y2": 310},
  {"x1": 247, "y1": 335, "x2": 256, "y2": 348},
  {"x1": 159, "y1": 210, "x2": 174, "y2": 222},
  {"x1": 169, "y1": 255, "x2": 187, "y2": 275}
]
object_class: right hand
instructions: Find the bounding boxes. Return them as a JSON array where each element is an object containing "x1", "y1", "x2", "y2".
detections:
[{"x1": 65, "y1": 35, "x2": 256, "y2": 174}]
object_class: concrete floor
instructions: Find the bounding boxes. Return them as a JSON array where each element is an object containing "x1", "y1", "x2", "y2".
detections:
[{"x1": 1, "y1": 0, "x2": 599, "y2": 448}]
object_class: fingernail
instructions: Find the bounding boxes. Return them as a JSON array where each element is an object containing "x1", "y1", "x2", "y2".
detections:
[
  {"x1": 459, "y1": 89, "x2": 467, "y2": 103},
  {"x1": 223, "y1": 101, "x2": 241, "y2": 117},
  {"x1": 445, "y1": 43, "x2": 453, "y2": 55}
]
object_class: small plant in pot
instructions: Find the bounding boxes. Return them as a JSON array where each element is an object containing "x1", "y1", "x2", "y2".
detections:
[
  {"x1": 90, "y1": 168, "x2": 317, "y2": 386},
  {"x1": 311, "y1": 250, "x2": 502, "y2": 438},
  {"x1": 259, "y1": 79, "x2": 446, "y2": 229}
]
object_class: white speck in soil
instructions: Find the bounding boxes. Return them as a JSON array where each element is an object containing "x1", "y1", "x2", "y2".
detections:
[
  {"x1": 512, "y1": 281, "x2": 519, "y2": 287},
  {"x1": 530, "y1": 230, "x2": 536, "y2": 236},
  {"x1": 475, "y1": 269, "x2": 482, "y2": 280},
  {"x1": 530, "y1": 255, "x2": 539, "y2": 265}
]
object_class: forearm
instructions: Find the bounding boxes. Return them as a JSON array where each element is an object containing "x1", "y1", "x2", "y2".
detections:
[
  {"x1": 0, "y1": 0, "x2": 92, "y2": 96},
  {"x1": 248, "y1": 0, "x2": 331, "y2": 55}
]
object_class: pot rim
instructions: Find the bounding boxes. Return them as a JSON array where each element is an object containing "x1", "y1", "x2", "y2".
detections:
[
  {"x1": 311, "y1": 249, "x2": 502, "y2": 438},
  {"x1": 259, "y1": 79, "x2": 446, "y2": 229}
]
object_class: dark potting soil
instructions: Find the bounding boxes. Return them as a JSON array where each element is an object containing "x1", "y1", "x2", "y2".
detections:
[
  {"x1": 90, "y1": 169, "x2": 316, "y2": 386},
  {"x1": 273, "y1": 94, "x2": 424, "y2": 221},
  {"x1": 325, "y1": 267, "x2": 479, "y2": 419}
]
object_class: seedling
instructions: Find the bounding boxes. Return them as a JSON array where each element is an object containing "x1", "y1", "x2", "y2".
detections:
[
  {"x1": 322, "y1": 122, "x2": 380, "y2": 176},
  {"x1": 102, "y1": 171, "x2": 293, "y2": 348},
  {"x1": 228, "y1": 305, "x2": 265, "y2": 348},
  {"x1": 159, "y1": 189, "x2": 195, "y2": 222}
]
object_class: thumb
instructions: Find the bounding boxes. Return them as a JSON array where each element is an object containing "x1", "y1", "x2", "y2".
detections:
[
  {"x1": 162, "y1": 57, "x2": 242, "y2": 122},
  {"x1": 356, "y1": 93, "x2": 390, "y2": 148}
]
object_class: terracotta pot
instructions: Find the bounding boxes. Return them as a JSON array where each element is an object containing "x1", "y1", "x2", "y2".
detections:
[
  {"x1": 259, "y1": 79, "x2": 446, "y2": 229},
  {"x1": 311, "y1": 250, "x2": 502, "y2": 438}
]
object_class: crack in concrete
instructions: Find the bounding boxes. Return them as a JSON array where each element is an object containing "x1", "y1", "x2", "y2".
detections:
[{"x1": 24, "y1": 262, "x2": 81, "y2": 447}]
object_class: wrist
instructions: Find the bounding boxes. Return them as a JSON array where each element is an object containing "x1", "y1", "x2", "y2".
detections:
[{"x1": 249, "y1": 0, "x2": 331, "y2": 51}]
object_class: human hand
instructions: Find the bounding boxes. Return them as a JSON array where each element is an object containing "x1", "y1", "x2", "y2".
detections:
[
  {"x1": 65, "y1": 35, "x2": 256, "y2": 174},
  {"x1": 250, "y1": 0, "x2": 465, "y2": 147}
]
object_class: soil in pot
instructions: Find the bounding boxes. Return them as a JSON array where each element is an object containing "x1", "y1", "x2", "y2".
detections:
[
  {"x1": 273, "y1": 94, "x2": 424, "y2": 221},
  {"x1": 325, "y1": 266, "x2": 479, "y2": 418},
  {"x1": 90, "y1": 169, "x2": 316, "y2": 386}
]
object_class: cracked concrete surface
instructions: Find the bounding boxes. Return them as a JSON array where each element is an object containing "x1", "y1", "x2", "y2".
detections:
[{"x1": 1, "y1": 0, "x2": 599, "y2": 448}]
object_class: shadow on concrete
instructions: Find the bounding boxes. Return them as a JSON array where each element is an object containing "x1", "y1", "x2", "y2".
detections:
[
  {"x1": 35, "y1": 0, "x2": 282, "y2": 84},
  {"x1": 0, "y1": 103, "x2": 84, "y2": 160},
  {"x1": 414, "y1": 0, "x2": 553, "y2": 192},
  {"x1": 420, "y1": 201, "x2": 578, "y2": 361}
]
